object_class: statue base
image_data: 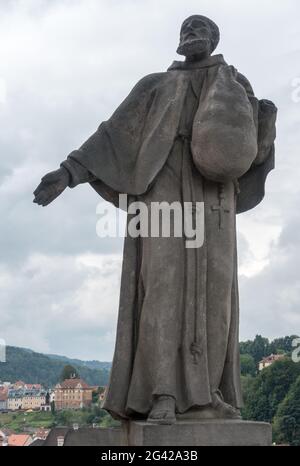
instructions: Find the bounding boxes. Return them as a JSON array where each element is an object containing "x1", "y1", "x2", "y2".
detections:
[{"x1": 122, "y1": 419, "x2": 272, "y2": 446}]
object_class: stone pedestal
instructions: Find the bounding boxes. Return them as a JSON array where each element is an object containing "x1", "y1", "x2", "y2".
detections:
[{"x1": 122, "y1": 419, "x2": 272, "y2": 446}]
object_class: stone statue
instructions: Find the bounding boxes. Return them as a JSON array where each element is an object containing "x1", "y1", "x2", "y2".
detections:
[{"x1": 33, "y1": 15, "x2": 277, "y2": 426}]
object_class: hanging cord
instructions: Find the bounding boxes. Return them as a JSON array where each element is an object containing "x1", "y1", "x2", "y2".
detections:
[{"x1": 189, "y1": 146, "x2": 202, "y2": 365}]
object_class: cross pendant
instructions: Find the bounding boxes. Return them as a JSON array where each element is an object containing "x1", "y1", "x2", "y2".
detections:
[{"x1": 211, "y1": 185, "x2": 230, "y2": 230}]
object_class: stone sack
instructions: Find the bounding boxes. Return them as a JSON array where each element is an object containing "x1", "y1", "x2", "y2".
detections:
[{"x1": 191, "y1": 65, "x2": 258, "y2": 182}]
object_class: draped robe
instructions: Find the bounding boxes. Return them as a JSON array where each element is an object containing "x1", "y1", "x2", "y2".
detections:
[{"x1": 62, "y1": 54, "x2": 276, "y2": 420}]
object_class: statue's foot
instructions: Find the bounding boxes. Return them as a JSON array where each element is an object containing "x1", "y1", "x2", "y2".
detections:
[
  {"x1": 177, "y1": 391, "x2": 241, "y2": 420},
  {"x1": 177, "y1": 405, "x2": 218, "y2": 420},
  {"x1": 211, "y1": 391, "x2": 241, "y2": 419},
  {"x1": 147, "y1": 395, "x2": 176, "y2": 425}
]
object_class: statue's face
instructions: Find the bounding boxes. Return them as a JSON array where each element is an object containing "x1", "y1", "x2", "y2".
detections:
[{"x1": 177, "y1": 17, "x2": 213, "y2": 57}]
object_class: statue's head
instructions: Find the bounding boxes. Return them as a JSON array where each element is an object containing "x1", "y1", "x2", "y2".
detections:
[{"x1": 177, "y1": 15, "x2": 220, "y2": 59}]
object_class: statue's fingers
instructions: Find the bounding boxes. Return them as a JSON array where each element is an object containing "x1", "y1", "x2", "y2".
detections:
[
  {"x1": 33, "y1": 194, "x2": 42, "y2": 204},
  {"x1": 33, "y1": 198, "x2": 44, "y2": 205},
  {"x1": 44, "y1": 187, "x2": 62, "y2": 205},
  {"x1": 33, "y1": 183, "x2": 44, "y2": 196},
  {"x1": 34, "y1": 190, "x2": 48, "y2": 205},
  {"x1": 41, "y1": 192, "x2": 59, "y2": 206},
  {"x1": 41, "y1": 199, "x2": 53, "y2": 207}
]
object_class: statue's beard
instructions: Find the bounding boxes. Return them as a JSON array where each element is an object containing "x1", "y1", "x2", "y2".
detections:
[{"x1": 177, "y1": 38, "x2": 211, "y2": 57}]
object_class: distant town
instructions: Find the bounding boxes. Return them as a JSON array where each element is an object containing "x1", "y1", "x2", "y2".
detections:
[
  {"x1": 0, "y1": 366, "x2": 109, "y2": 446},
  {"x1": 0, "y1": 377, "x2": 106, "y2": 413}
]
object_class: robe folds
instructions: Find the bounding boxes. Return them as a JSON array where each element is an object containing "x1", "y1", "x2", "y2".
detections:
[{"x1": 61, "y1": 54, "x2": 277, "y2": 420}]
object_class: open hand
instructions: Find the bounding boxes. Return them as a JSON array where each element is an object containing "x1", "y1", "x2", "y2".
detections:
[{"x1": 33, "y1": 167, "x2": 69, "y2": 206}]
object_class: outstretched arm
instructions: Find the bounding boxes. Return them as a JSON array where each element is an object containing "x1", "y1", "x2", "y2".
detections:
[
  {"x1": 33, "y1": 166, "x2": 70, "y2": 207},
  {"x1": 33, "y1": 159, "x2": 97, "y2": 206}
]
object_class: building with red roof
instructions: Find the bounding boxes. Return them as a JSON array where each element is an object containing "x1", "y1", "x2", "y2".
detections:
[
  {"x1": 258, "y1": 353, "x2": 286, "y2": 371},
  {"x1": 7, "y1": 434, "x2": 32, "y2": 447},
  {"x1": 54, "y1": 378, "x2": 93, "y2": 410}
]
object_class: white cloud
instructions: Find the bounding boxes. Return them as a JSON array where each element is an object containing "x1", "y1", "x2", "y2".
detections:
[{"x1": 0, "y1": 253, "x2": 121, "y2": 359}]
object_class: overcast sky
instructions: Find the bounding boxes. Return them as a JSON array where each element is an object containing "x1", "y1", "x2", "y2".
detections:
[{"x1": 0, "y1": 0, "x2": 299, "y2": 360}]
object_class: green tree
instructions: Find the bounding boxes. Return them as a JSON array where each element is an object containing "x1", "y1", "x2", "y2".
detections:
[
  {"x1": 242, "y1": 359, "x2": 300, "y2": 423},
  {"x1": 240, "y1": 335, "x2": 270, "y2": 365},
  {"x1": 60, "y1": 364, "x2": 79, "y2": 381},
  {"x1": 92, "y1": 386, "x2": 103, "y2": 404},
  {"x1": 241, "y1": 374, "x2": 256, "y2": 419},
  {"x1": 54, "y1": 409, "x2": 74, "y2": 426},
  {"x1": 100, "y1": 414, "x2": 121, "y2": 428},
  {"x1": 268, "y1": 335, "x2": 299, "y2": 356},
  {"x1": 86, "y1": 405, "x2": 106, "y2": 425},
  {"x1": 273, "y1": 376, "x2": 300, "y2": 445},
  {"x1": 240, "y1": 353, "x2": 257, "y2": 376},
  {"x1": 50, "y1": 400, "x2": 55, "y2": 414}
]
